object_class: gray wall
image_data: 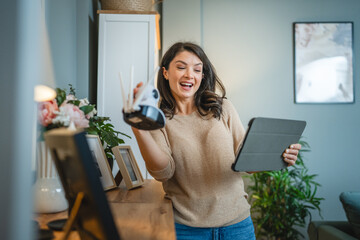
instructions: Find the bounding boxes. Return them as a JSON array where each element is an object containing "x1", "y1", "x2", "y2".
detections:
[
  {"x1": 0, "y1": 1, "x2": 39, "y2": 239},
  {"x1": 45, "y1": 0, "x2": 100, "y2": 101},
  {"x1": 163, "y1": 0, "x2": 360, "y2": 225},
  {"x1": 45, "y1": 0, "x2": 77, "y2": 93}
]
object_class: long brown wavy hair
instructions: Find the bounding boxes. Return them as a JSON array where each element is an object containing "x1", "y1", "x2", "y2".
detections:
[{"x1": 158, "y1": 42, "x2": 226, "y2": 119}]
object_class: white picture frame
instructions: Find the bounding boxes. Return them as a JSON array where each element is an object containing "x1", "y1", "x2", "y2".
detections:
[
  {"x1": 86, "y1": 135, "x2": 117, "y2": 191},
  {"x1": 112, "y1": 145, "x2": 144, "y2": 190},
  {"x1": 294, "y1": 22, "x2": 354, "y2": 103}
]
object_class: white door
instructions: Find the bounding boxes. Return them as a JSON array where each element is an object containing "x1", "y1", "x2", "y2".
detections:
[{"x1": 98, "y1": 13, "x2": 157, "y2": 179}]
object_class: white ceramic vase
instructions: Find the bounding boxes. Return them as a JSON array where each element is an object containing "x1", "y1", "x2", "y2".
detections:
[{"x1": 33, "y1": 141, "x2": 68, "y2": 213}]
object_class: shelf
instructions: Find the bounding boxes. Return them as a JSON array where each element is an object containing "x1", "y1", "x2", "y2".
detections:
[{"x1": 97, "y1": 10, "x2": 158, "y2": 15}]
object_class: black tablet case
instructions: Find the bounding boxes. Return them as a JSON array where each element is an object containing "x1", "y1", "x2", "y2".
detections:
[{"x1": 232, "y1": 117, "x2": 306, "y2": 172}]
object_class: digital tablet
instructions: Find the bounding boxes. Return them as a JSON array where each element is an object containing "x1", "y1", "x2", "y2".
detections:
[{"x1": 231, "y1": 117, "x2": 306, "y2": 172}]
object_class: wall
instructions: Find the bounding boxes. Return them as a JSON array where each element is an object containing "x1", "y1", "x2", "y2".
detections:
[
  {"x1": 45, "y1": 0, "x2": 99, "y2": 101},
  {"x1": 45, "y1": 0, "x2": 77, "y2": 92},
  {"x1": 163, "y1": 0, "x2": 360, "y2": 227},
  {"x1": 0, "y1": 1, "x2": 39, "y2": 239}
]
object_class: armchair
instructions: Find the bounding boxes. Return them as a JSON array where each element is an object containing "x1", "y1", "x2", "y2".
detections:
[{"x1": 308, "y1": 191, "x2": 360, "y2": 240}]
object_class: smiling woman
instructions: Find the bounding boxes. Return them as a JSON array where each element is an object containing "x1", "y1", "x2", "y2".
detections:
[
  {"x1": 162, "y1": 51, "x2": 204, "y2": 111},
  {"x1": 129, "y1": 42, "x2": 301, "y2": 240},
  {"x1": 157, "y1": 42, "x2": 226, "y2": 119}
]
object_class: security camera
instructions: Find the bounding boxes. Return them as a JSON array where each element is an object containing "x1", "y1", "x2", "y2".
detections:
[{"x1": 119, "y1": 66, "x2": 165, "y2": 130}]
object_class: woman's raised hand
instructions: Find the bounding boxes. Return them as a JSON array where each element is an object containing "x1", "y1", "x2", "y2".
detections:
[{"x1": 133, "y1": 82, "x2": 144, "y2": 98}]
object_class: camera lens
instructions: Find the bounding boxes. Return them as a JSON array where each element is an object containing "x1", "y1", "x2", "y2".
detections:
[{"x1": 152, "y1": 89, "x2": 159, "y2": 99}]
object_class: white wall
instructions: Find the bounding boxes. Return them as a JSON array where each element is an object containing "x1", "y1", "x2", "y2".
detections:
[
  {"x1": 163, "y1": 0, "x2": 360, "y2": 228},
  {"x1": 162, "y1": 0, "x2": 202, "y2": 50}
]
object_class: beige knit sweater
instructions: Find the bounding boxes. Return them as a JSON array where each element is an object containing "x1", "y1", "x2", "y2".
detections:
[{"x1": 148, "y1": 99, "x2": 251, "y2": 227}]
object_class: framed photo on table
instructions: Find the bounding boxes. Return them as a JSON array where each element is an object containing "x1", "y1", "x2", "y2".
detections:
[
  {"x1": 86, "y1": 135, "x2": 117, "y2": 191},
  {"x1": 294, "y1": 22, "x2": 354, "y2": 103},
  {"x1": 112, "y1": 146, "x2": 144, "y2": 189}
]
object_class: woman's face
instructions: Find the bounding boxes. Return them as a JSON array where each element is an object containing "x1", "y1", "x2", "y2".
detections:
[{"x1": 163, "y1": 50, "x2": 203, "y2": 103}]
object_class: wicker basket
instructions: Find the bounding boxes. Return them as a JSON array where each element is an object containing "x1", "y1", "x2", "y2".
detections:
[{"x1": 101, "y1": 0, "x2": 153, "y2": 11}]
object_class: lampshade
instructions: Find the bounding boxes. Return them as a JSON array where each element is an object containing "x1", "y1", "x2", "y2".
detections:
[
  {"x1": 34, "y1": 0, "x2": 56, "y2": 102},
  {"x1": 34, "y1": 85, "x2": 56, "y2": 102}
]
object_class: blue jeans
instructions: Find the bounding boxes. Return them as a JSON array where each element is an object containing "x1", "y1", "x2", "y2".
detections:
[{"x1": 175, "y1": 216, "x2": 256, "y2": 240}]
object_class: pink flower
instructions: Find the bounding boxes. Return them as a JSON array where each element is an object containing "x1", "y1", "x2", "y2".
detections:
[
  {"x1": 53, "y1": 103, "x2": 89, "y2": 128},
  {"x1": 38, "y1": 100, "x2": 58, "y2": 127}
]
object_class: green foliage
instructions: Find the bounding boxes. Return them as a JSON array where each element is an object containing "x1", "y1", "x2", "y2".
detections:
[
  {"x1": 68, "y1": 84, "x2": 76, "y2": 96},
  {"x1": 247, "y1": 140, "x2": 324, "y2": 240},
  {"x1": 55, "y1": 84, "x2": 131, "y2": 161},
  {"x1": 55, "y1": 87, "x2": 67, "y2": 106},
  {"x1": 87, "y1": 116, "x2": 131, "y2": 160}
]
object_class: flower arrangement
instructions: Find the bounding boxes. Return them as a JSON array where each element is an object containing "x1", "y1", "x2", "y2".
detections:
[{"x1": 38, "y1": 84, "x2": 130, "y2": 162}]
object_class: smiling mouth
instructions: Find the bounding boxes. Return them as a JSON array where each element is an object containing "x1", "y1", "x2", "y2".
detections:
[{"x1": 180, "y1": 83, "x2": 193, "y2": 87}]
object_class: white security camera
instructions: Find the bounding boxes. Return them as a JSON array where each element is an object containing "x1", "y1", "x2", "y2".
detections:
[{"x1": 119, "y1": 66, "x2": 165, "y2": 130}]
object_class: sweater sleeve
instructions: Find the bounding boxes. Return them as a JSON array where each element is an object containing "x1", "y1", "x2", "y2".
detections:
[
  {"x1": 148, "y1": 128, "x2": 175, "y2": 182},
  {"x1": 222, "y1": 99, "x2": 246, "y2": 155}
]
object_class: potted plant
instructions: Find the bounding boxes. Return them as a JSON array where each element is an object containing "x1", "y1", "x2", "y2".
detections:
[
  {"x1": 247, "y1": 140, "x2": 324, "y2": 240},
  {"x1": 35, "y1": 84, "x2": 130, "y2": 213},
  {"x1": 44, "y1": 84, "x2": 131, "y2": 168}
]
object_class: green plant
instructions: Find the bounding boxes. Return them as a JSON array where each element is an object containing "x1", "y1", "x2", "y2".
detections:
[
  {"x1": 38, "y1": 84, "x2": 131, "y2": 163},
  {"x1": 86, "y1": 116, "x2": 131, "y2": 161},
  {"x1": 247, "y1": 140, "x2": 324, "y2": 240}
]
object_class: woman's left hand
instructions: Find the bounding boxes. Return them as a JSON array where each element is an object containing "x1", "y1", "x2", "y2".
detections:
[{"x1": 283, "y1": 143, "x2": 302, "y2": 167}]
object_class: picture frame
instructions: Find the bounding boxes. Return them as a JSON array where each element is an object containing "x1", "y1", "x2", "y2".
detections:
[
  {"x1": 45, "y1": 130, "x2": 121, "y2": 239},
  {"x1": 86, "y1": 135, "x2": 117, "y2": 191},
  {"x1": 112, "y1": 145, "x2": 144, "y2": 189},
  {"x1": 293, "y1": 22, "x2": 354, "y2": 104}
]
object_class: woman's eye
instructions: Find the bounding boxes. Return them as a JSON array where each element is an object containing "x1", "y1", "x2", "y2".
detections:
[
  {"x1": 177, "y1": 66, "x2": 185, "y2": 70},
  {"x1": 194, "y1": 69, "x2": 202, "y2": 73}
]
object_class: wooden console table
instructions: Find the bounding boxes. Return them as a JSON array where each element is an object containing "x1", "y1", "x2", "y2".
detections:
[{"x1": 34, "y1": 179, "x2": 175, "y2": 240}]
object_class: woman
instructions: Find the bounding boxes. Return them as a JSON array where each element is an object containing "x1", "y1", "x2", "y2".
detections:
[{"x1": 132, "y1": 42, "x2": 301, "y2": 240}]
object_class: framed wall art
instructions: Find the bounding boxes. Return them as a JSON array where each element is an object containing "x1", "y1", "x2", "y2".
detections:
[
  {"x1": 86, "y1": 135, "x2": 117, "y2": 191},
  {"x1": 112, "y1": 145, "x2": 144, "y2": 190},
  {"x1": 294, "y1": 22, "x2": 354, "y2": 103}
]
